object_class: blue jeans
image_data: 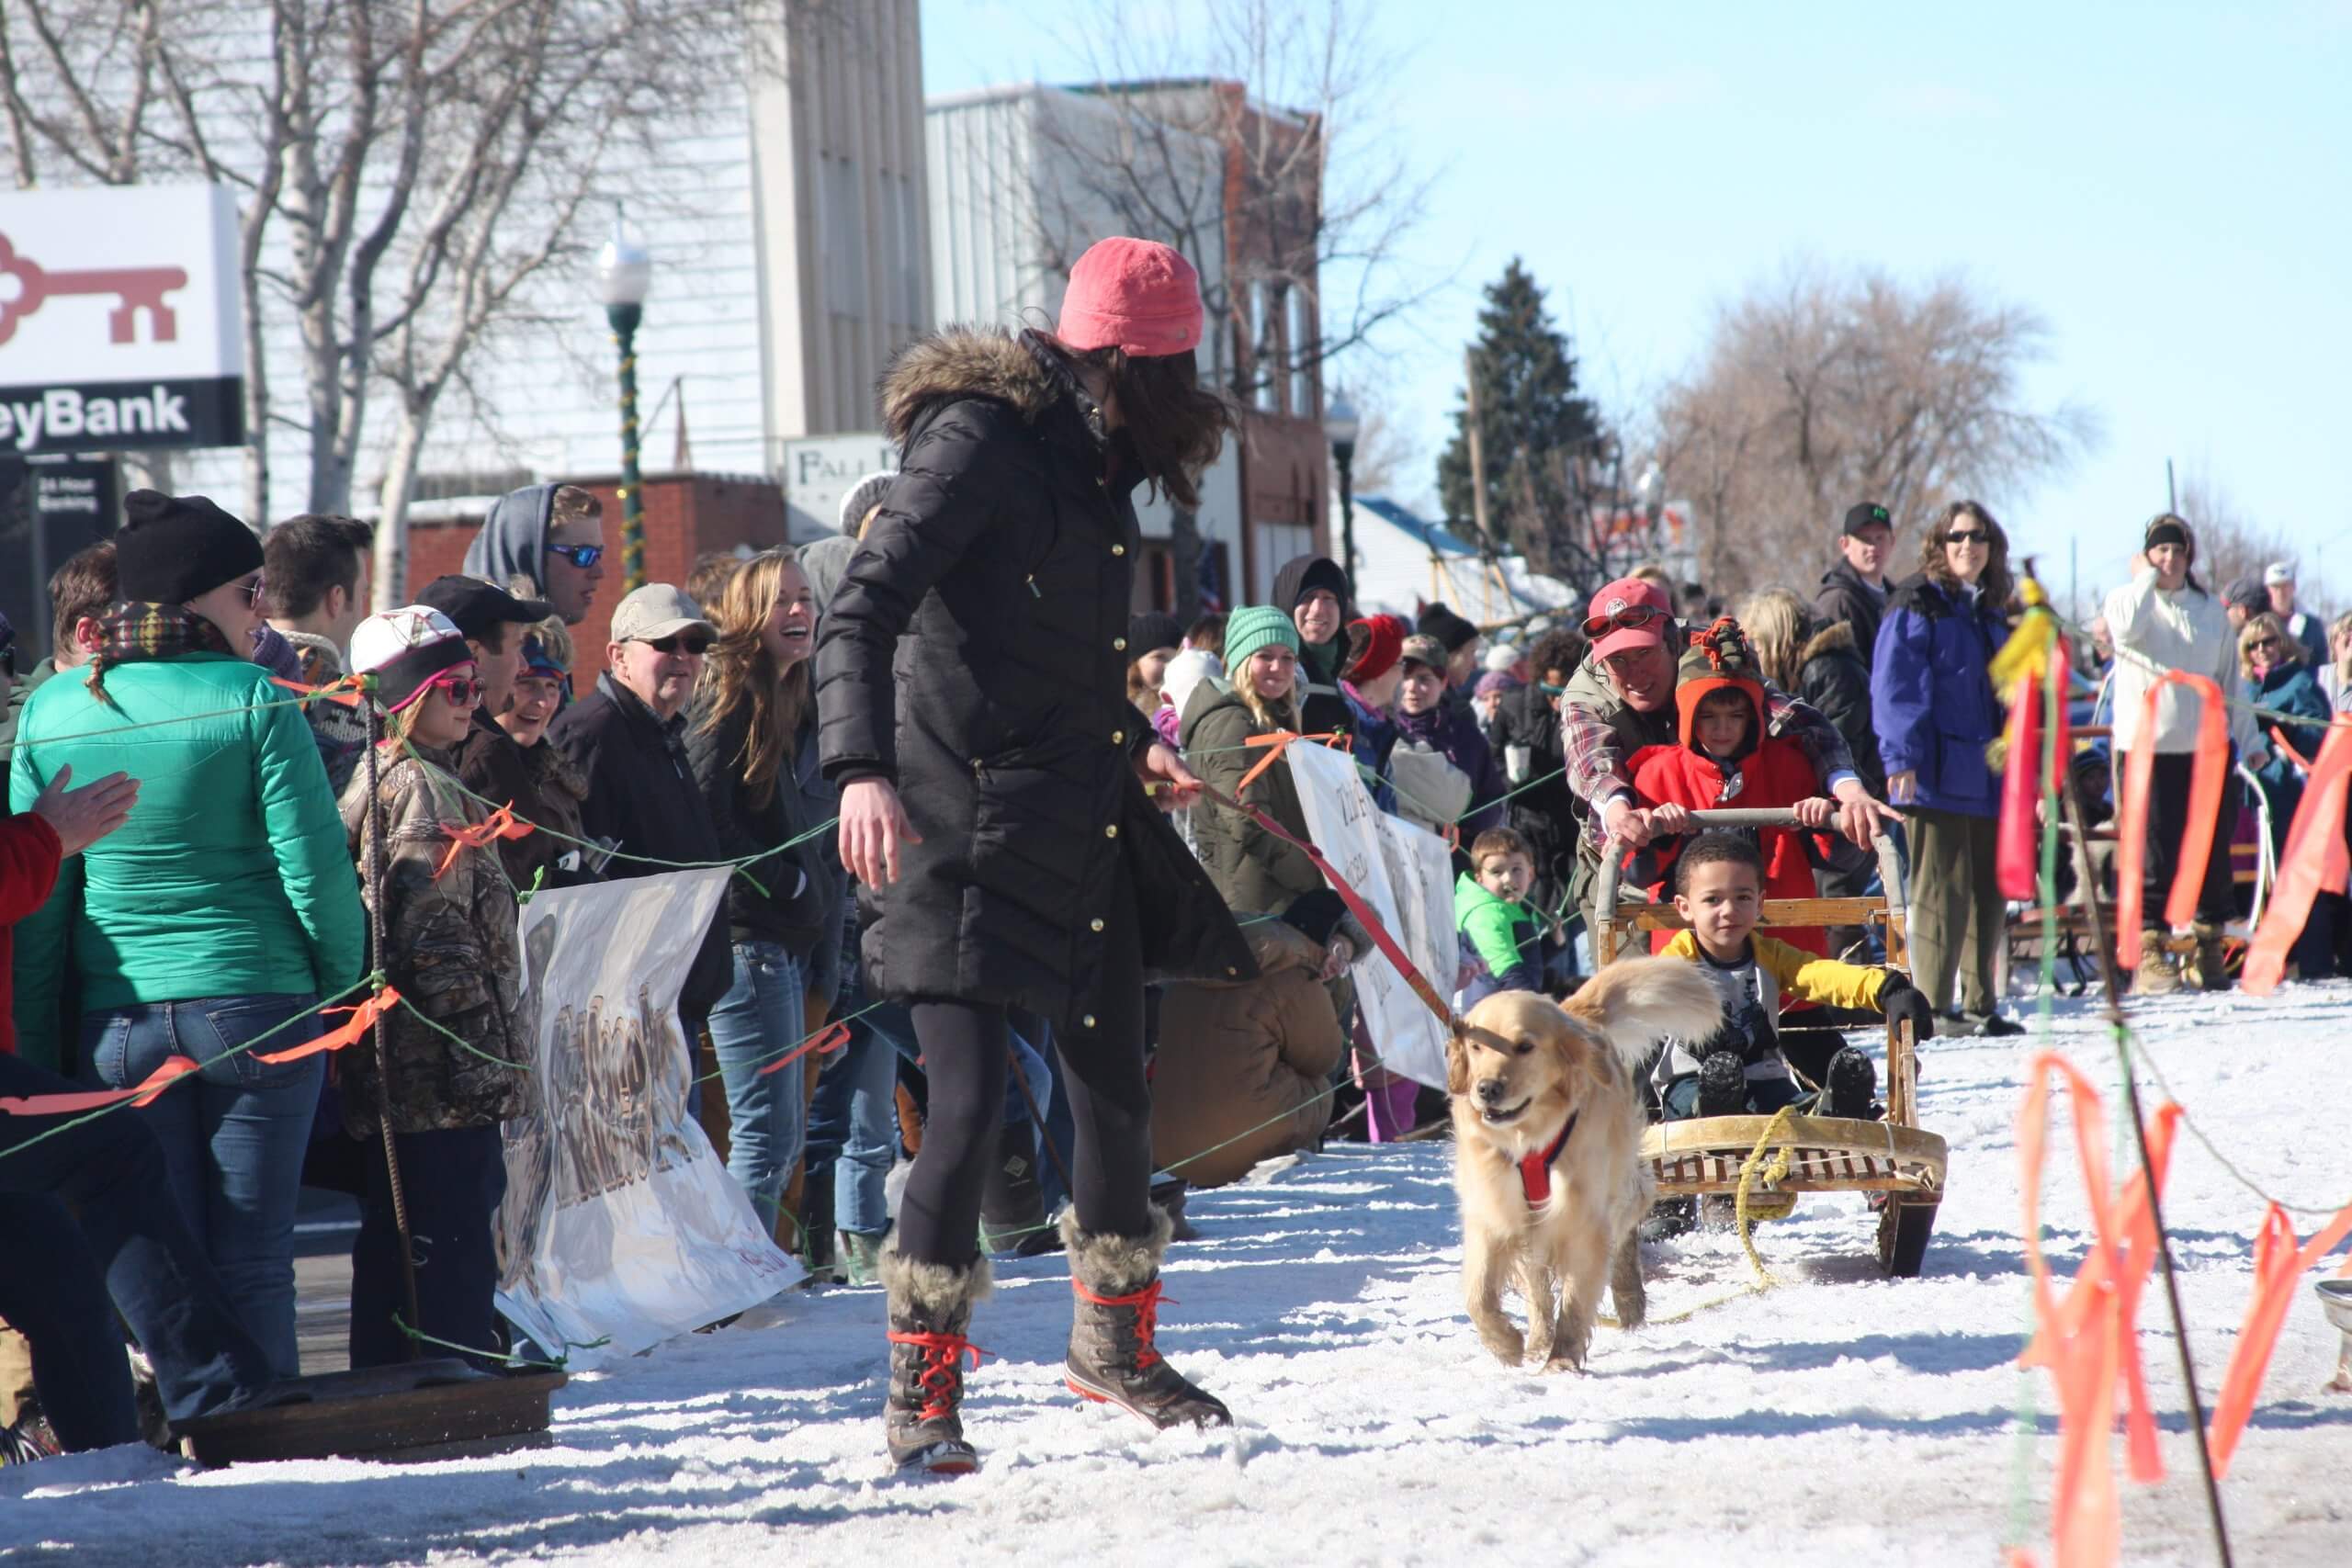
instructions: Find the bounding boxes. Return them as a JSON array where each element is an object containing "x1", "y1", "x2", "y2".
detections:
[
  {"x1": 806, "y1": 1019, "x2": 901, "y2": 1238},
  {"x1": 0, "y1": 1052, "x2": 278, "y2": 1449},
  {"x1": 82, "y1": 994, "x2": 324, "y2": 1380},
  {"x1": 705, "y1": 940, "x2": 810, "y2": 1230}
]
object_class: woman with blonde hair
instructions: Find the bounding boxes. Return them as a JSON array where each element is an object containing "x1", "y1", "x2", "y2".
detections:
[
  {"x1": 686, "y1": 549, "x2": 842, "y2": 1230},
  {"x1": 1182, "y1": 605, "x2": 1324, "y2": 915}
]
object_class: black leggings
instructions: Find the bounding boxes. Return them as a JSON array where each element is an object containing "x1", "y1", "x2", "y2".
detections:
[
  {"x1": 2135, "y1": 751, "x2": 2235, "y2": 925},
  {"x1": 895, "y1": 883, "x2": 1154, "y2": 1265}
]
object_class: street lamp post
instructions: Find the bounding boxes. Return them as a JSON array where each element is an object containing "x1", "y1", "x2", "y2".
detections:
[
  {"x1": 1323, "y1": 390, "x2": 1360, "y2": 587},
  {"x1": 594, "y1": 216, "x2": 653, "y2": 592}
]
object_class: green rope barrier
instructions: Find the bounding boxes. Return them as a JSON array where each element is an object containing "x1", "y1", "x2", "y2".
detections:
[{"x1": 390, "y1": 1311, "x2": 608, "y2": 1371}]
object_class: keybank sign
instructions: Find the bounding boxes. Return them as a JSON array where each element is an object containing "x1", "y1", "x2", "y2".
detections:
[{"x1": 0, "y1": 184, "x2": 243, "y2": 453}]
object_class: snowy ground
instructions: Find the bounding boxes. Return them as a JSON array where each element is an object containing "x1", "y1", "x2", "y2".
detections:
[{"x1": 6, "y1": 987, "x2": 2350, "y2": 1567}]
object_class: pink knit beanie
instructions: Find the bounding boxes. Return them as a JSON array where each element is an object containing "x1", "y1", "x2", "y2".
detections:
[{"x1": 1057, "y1": 238, "x2": 1204, "y2": 357}]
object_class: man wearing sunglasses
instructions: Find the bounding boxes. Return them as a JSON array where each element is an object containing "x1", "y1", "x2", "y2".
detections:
[
  {"x1": 1558, "y1": 575, "x2": 1898, "y2": 918},
  {"x1": 462, "y1": 482, "x2": 608, "y2": 626},
  {"x1": 550, "y1": 583, "x2": 733, "y2": 1043}
]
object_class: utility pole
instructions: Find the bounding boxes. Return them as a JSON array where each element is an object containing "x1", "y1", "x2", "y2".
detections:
[
  {"x1": 2166, "y1": 457, "x2": 2177, "y2": 514},
  {"x1": 1464, "y1": 347, "x2": 1492, "y2": 551}
]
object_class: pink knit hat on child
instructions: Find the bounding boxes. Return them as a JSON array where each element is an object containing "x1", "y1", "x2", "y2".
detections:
[{"x1": 1057, "y1": 238, "x2": 1204, "y2": 357}]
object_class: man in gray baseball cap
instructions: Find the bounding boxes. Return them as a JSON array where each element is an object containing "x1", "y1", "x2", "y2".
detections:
[{"x1": 550, "y1": 583, "x2": 731, "y2": 1042}]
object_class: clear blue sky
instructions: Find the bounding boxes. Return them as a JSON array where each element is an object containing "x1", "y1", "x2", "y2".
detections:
[{"x1": 922, "y1": 0, "x2": 2352, "y2": 605}]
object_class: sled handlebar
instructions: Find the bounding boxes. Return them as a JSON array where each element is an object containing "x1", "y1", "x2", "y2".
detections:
[{"x1": 1590, "y1": 807, "x2": 1905, "y2": 927}]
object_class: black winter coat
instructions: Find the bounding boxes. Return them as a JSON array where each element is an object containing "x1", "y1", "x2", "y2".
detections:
[
  {"x1": 1814, "y1": 560, "x2": 1890, "y2": 674},
  {"x1": 813, "y1": 328, "x2": 1256, "y2": 1022},
  {"x1": 1795, "y1": 620, "x2": 1885, "y2": 798},
  {"x1": 549, "y1": 674, "x2": 733, "y2": 1024},
  {"x1": 684, "y1": 696, "x2": 835, "y2": 957}
]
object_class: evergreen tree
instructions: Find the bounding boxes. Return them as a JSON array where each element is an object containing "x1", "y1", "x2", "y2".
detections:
[{"x1": 1436, "y1": 259, "x2": 1604, "y2": 585}]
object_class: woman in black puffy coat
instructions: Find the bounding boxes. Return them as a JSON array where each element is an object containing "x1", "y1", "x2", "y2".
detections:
[{"x1": 815, "y1": 239, "x2": 1255, "y2": 1473}]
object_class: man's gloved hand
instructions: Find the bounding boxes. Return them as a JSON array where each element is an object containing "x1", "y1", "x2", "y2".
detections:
[{"x1": 1877, "y1": 976, "x2": 1936, "y2": 1041}]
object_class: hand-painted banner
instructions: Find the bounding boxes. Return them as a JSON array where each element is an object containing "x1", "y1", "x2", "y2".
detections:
[
  {"x1": 494, "y1": 869, "x2": 800, "y2": 1367},
  {"x1": 1284, "y1": 741, "x2": 1454, "y2": 1090}
]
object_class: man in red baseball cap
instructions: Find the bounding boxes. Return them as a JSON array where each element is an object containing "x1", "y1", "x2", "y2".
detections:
[{"x1": 1555, "y1": 575, "x2": 1900, "y2": 911}]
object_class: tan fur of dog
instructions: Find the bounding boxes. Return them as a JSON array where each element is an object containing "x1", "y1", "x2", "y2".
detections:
[{"x1": 1446, "y1": 959, "x2": 1724, "y2": 1371}]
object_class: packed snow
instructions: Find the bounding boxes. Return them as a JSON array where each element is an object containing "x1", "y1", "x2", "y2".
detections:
[{"x1": 6, "y1": 987, "x2": 2348, "y2": 1566}]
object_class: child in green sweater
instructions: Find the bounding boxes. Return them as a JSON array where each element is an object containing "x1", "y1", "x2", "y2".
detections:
[{"x1": 1456, "y1": 828, "x2": 1549, "y2": 1008}]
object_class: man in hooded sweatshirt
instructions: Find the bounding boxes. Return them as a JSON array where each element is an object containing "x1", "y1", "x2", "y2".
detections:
[
  {"x1": 461, "y1": 482, "x2": 609, "y2": 626},
  {"x1": 1272, "y1": 554, "x2": 1355, "y2": 737}
]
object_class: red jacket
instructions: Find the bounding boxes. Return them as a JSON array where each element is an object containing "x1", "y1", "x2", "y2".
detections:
[
  {"x1": 1629, "y1": 661, "x2": 1828, "y2": 959},
  {"x1": 0, "y1": 811, "x2": 65, "y2": 1055}
]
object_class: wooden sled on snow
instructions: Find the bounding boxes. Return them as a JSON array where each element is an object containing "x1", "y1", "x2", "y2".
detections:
[
  {"x1": 1594, "y1": 807, "x2": 1947, "y2": 1277},
  {"x1": 175, "y1": 1358, "x2": 565, "y2": 1467}
]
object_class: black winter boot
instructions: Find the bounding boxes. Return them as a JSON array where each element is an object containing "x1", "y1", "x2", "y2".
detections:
[
  {"x1": 1824, "y1": 1046, "x2": 1878, "y2": 1121},
  {"x1": 2189, "y1": 921, "x2": 2231, "y2": 992},
  {"x1": 978, "y1": 1121, "x2": 1049, "y2": 1256},
  {"x1": 879, "y1": 1241, "x2": 990, "y2": 1474},
  {"x1": 1695, "y1": 1053, "x2": 1747, "y2": 1119},
  {"x1": 1062, "y1": 1206, "x2": 1231, "y2": 1430}
]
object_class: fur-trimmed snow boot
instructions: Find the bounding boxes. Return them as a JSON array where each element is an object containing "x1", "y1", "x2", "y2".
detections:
[
  {"x1": 1061, "y1": 1206, "x2": 1231, "y2": 1430},
  {"x1": 879, "y1": 1241, "x2": 990, "y2": 1474}
]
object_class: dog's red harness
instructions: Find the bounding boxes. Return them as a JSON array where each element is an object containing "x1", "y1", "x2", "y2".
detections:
[{"x1": 1517, "y1": 1111, "x2": 1579, "y2": 1207}]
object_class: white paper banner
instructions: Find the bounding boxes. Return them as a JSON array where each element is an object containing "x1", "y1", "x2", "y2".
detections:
[
  {"x1": 495, "y1": 868, "x2": 801, "y2": 1367},
  {"x1": 1284, "y1": 743, "x2": 1454, "y2": 1089}
]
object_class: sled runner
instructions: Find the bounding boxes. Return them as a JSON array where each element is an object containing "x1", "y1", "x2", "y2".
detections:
[
  {"x1": 1593, "y1": 807, "x2": 1946, "y2": 1277},
  {"x1": 174, "y1": 1358, "x2": 565, "y2": 1467}
]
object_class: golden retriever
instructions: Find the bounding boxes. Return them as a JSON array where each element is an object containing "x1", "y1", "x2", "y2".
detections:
[{"x1": 1446, "y1": 960, "x2": 1724, "y2": 1371}]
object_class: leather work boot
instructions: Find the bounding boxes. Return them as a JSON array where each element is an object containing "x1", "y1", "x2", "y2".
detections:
[
  {"x1": 1062, "y1": 1206, "x2": 1231, "y2": 1430},
  {"x1": 879, "y1": 1242, "x2": 990, "y2": 1474},
  {"x1": 2188, "y1": 921, "x2": 2231, "y2": 992},
  {"x1": 2132, "y1": 931, "x2": 2180, "y2": 996}
]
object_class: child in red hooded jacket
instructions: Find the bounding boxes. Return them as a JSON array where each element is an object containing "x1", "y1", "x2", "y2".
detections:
[{"x1": 1628, "y1": 620, "x2": 1836, "y2": 956}]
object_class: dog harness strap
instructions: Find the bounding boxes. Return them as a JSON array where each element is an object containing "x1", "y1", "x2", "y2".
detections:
[{"x1": 1518, "y1": 1111, "x2": 1579, "y2": 1206}]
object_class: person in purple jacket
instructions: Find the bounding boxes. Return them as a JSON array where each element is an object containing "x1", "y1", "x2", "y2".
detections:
[
  {"x1": 1870, "y1": 500, "x2": 2023, "y2": 1038},
  {"x1": 1393, "y1": 634, "x2": 1509, "y2": 840}
]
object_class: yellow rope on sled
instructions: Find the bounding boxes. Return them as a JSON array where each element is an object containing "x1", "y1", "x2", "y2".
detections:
[{"x1": 1599, "y1": 1103, "x2": 1804, "y2": 1329}]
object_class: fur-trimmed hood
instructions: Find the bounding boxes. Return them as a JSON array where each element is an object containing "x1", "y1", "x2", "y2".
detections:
[
  {"x1": 1798, "y1": 618, "x2": 1860, "y2": 666},
  {"x1": 879, "y1": 326, "x2": 1062, "y2": 444}
]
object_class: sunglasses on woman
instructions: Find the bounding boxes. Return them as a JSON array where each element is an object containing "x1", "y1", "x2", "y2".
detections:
[
  {"x1": 1581, "y1": 604, "x2": 1669, "y2": 638},
  {"x1": 238, "y1": 571, "x2": 268, "y2": 607},
  {"x1": 547, "y1": 544, "x2": 604, "y2": 569},
  {"x1": 1945, "y1": 530, "x2": 1990, "y2": 546},
  {"x1": 426, "y1": 672, "x2": 484, "y2": 705},
  {"x1": 2248, "y1": 637, "x2": 2280, "y2": 654}
]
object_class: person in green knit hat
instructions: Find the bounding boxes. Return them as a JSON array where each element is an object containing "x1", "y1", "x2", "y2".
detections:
[{"x1": 1181, "y1": 605, "x2": 1324, "y2": 916}]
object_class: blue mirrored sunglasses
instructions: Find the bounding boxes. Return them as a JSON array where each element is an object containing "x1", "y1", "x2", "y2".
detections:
[{"x1": 548, "y1": 544, "x2": 604, "y2": 568}]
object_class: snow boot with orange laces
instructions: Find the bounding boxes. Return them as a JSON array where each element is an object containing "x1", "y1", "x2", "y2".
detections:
[
  {"x1": 878, "y1": 1241, "x2": 990, "y2": 1475},
  {"x1": 1061, "y1": 1206, "x2": 1231, "y2": 1430}
]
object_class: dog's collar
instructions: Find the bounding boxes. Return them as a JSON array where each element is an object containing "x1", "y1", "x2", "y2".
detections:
[{"x1": 1518, "y1": 1110, "x2": 1579, "y2": 1207}]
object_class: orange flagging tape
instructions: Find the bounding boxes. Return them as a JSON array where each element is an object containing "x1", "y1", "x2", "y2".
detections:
[
  {"x1": 2206, "y1": 1196, "x2": 2352, "y2": 1476},
  {"x1": 2243, "y1": 718, "x2": 2352, "y2": 996},
  {"x1": 1235, "y1": 730, "x2": 1348, "y2": 795},
  {"x1": 755, "y1": 1020, "x2": 852, "y2": 1078},
  {"x1": 251, "y1": 987, "x2": 404, "y2": 1064},
  {"x1": 270, "y1": 673, "x2": 368, "y2": 707},
  {"x1": 1996, "y1": 642, "x2": 2072, "y2": 902},
  {"x1": 434, "y1": 802, "x2": 534, "y2": 879},
  {"x1": 2114, "y1": 672, "x2": 2226, "y2": 968},
  {"x1": 2016, "y1": 1050, "x2": 2183, "y2": 1568},
  {"x1": 0, "y1": 1055, "x2": 199, "y2": 1115}
]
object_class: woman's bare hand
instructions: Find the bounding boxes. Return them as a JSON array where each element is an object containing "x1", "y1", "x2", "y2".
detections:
[{"x1": 838, "y1": 778, "x2": 921, "y2": 886}]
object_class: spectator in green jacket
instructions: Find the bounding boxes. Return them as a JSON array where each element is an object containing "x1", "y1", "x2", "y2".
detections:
[{"x1": 8, "y1": 491, "x2": 366, "y2": 1378}]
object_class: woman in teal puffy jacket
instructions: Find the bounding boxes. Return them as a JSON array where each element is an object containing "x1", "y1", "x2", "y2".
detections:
[{"x1": 9, "y1": 491, "x2": 367, "y2": 1377}]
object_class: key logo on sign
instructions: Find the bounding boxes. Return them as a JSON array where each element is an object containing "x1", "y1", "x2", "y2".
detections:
[{"x1": 0, "y1": 231, "x2": 188, "y2": 349}]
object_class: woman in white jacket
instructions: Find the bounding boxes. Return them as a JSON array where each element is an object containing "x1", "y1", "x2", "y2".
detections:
[{"x1": 2100, "y1": 513, "x2": 2267, "y2": 992}]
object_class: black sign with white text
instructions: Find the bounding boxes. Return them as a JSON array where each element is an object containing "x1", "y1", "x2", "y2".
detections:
[{"x1": 0, "y1": 376, "x2": 243, "y2": 454}]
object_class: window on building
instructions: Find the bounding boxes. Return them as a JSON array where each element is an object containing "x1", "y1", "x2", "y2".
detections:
[
  {"x1": 1286, "y1": 286, "x2": 1312, "y2": 418},
  {"x1": 1250, "y1": 281, "x2": 1277, "y2": 412},
  {"x1": 822, "y1": 155, "x2": 867, "y2": 320}
]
